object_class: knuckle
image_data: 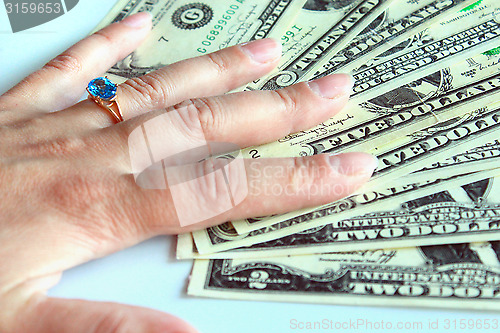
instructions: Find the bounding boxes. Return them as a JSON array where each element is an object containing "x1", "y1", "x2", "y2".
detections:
[
  {"x1": 171, "y1": 98, "x2": 224, "y2": 140},
  {"x1": 273, "y1": 88, "x2": 300, "y2": 132},
  {"x1": 43, "y1": 51, "x2": 83, "y2": 74},
  {"x1": 287, "y1": 157, "x2": 321, "y2": 193},
  {"x1": 221, "y1": 156, "x2": 247, "y2": 203},
  {"x1": 192, "y1": 97, "x2": 224, "y2": 139},
  {"x1": 162, "y1": 159, "x2": 235, "y2": 225},
  {"x1": 190, "y1": 160, "x2": 232, "y2": 206},
  {"x1": 169, "y1": 100, "x2": 205, "y2": 139},
  {"x1": 92, "y1": 311, "x2": 129, "y2": 333},
  {"x1": 123, "y1": 73, "x2": 170, "y2": 106},
  {"x1": 206, "y1": 51, "x2": 232, "y2": 76},
  {"x1": 92, "y1": 29, "x2": 116, "y2": 46}
]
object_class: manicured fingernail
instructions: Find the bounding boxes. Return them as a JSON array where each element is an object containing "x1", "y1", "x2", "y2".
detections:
[
  {"x1": 121, "y1": 12, "x2": 152, "y2": 28},
  {"x1": 308, "y1": 74, "x2": 354, "y2": 99},
  {"x1": 240, "y1": 38, "x2": 282, "y2": 63},
  {"x1": 328, "y1": 152, "x2": 378, "y2": 176}
]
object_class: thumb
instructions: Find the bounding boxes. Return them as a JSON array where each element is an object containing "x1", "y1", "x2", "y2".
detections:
[{"x1": 18, "y1": 296, "x2": 198, "y2": 333}]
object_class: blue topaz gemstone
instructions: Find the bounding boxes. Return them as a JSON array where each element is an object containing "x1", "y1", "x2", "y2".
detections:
[{"x1": 87, "y1": 77, "x2": 117, "y2": 101}]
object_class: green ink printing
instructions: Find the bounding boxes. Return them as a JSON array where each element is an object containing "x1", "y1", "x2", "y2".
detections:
[
  {"x1": 483, "y1": 47, "x2": 500, "y2": 56},
  {"x1": 461, "y1": 0, "x2": 484, "y2": 12}
]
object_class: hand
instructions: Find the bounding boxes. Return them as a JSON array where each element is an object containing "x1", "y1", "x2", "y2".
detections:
[{"x1": 0, "y1": 12, "x2": 377, "y2": 333}]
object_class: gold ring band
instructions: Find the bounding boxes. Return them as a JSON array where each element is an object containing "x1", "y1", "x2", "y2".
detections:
[{"x1": 87, "y1": 94, "x2": 124, "y2": 123}]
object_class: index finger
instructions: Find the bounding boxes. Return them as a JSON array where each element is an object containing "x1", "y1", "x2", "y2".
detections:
[{"x1": 0, "y1": 12, "x2": 152, "y2": 117}]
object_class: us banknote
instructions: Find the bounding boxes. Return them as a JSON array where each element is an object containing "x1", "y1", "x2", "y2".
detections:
[
  {"x1": 188, "y1": 241, "x2": 500, "y2": 310},
  {"x1": 190, "y1": 168, "x2": 500, "y2": 255},
  {"x1": 409, "y1": 140, "x2": 500, "y2": 182},
  {"x1": 182, "y1": 173, "x2": 500, "y2": 259},
  {"x1": 345, "y1": 0, "x2": 500, "y2": 102},
  {"x1": 245, "y1": 0, "x2": 395, "y2": 90},
  {"x1": 233, "y1": 136, "x2": 500, "y2": 235},
  {"x1": 228, "y1": 52, "x2": 500, "y2": 234},
  {"x1": 92, "y1": 0, "x2": 306, "y2": 81},
  {"x1": 251, "y1": 0, "x2": 476, "y2": 91},
  {"x1": 368, "y1": 102, "x2": 500, "y2": 189},
  {"x1": 234, "y1": 102, "x2": 500, "y2": 234},
  {"x1": 179, "y1": 138, "x2": 500, "y2": 259},
  {"x1": 238, "y1": 51, "x2": 500, "y2": 160}
]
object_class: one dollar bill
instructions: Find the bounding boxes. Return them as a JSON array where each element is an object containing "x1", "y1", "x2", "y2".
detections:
[
  {"x1": 92, "y1": 0, "x2": 306, "y2": 81},
  {"x1": 252, "y1": 0, "x2": 476, "y2": 90},
  {"x1": 245, "y1": 0, "x2": 395, "y2": 90}
]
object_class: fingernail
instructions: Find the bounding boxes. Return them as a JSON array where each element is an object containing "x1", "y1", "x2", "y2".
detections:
[
  {"x1": 328, "y1": 152, "x2": 378, "y2": 176},
  {"x1": 308, "y1": 74, "x2": 354, "y2": 99},
  {"x1": 240, "y1": 38, "x2": 282, "y2": 64},
  {"x1": 121, "y1": 12, "x2": 152, "y2": 28}
]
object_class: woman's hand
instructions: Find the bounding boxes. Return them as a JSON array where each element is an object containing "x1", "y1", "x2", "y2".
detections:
[{"x1": 0, "y1": 12, "x2": 377, "y2": 333}]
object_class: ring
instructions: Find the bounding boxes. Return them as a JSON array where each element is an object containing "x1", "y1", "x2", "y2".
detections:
[{"x1": 87, "y1": 76, "x2": 124, "y2": 123}]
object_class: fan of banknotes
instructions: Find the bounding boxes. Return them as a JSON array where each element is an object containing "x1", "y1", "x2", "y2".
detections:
[{"x1": 95, "y1": 0, "x2": 500, "y2": 310}]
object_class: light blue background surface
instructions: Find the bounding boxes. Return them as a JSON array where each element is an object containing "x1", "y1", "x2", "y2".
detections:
[{"x1": 1, "y1": 1, "x2": 499, "y2": 332}]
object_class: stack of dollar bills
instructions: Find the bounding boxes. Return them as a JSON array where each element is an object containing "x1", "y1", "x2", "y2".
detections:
[{"x1": 96, "y1": 0, "x2": 500, "y2": 310}]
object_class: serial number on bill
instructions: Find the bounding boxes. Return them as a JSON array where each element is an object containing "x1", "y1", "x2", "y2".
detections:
[
  {"x1": 5, "y1": 2, "x2": 62, "y2": 14},
  {"x1": 197, "y1": 1, "x2": 243, "y2": 54}
]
